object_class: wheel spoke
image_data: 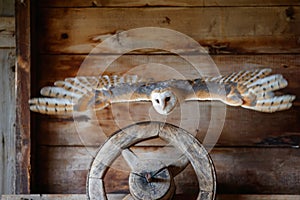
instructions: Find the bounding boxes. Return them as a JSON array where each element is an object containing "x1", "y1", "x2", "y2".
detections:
[
  {"x1": 122, "y1": 148, "x2": 141, "y2": 171},
  {"x1": 122, "y1": 194, "x2": 135, "y2": 200},
  {"x1": 167, "y1": 154, "x2": 189, "y2": 177}
]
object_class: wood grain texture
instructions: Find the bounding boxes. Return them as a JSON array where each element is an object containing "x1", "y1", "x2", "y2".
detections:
[
  {"x1": 35, "y1": 146, "x2": 300, "y2": 194},
  {"x1": 3, "y1": 194, "x2": 300, "y2": 200},
  {"x1": 30, "y1": 0, "x2": 300, "y2": 196},
  {"x1": 0, "y1": 49, "x2": 16, "y2": 195},
  {"x1": 37, "y1": 7, "x2": 300, "y2": 54},
  {"x1": 0, "y1": 2, "x2": 16, "y2": 197},
  {"x1": 87, "y1": 122, "x2": 215, "y2": 199},
  {"x1": 0, "y1": 0, "x2": 15, "y2": 16},
  {"x1": 38, "y1": 0, "x2": 300, "y2": 7},
  {"x1": 0, "y1": 17, "x2": 15, "y2": 48},
  {"x1": 34, "y1": 103, "x2": 299, "y2": 147},
  {"x1": 36, "y1": 54, "x2": 300, "y2": 97},
  {"x1": 15, "y1": 0, "x2": 31, "y2": 194}
]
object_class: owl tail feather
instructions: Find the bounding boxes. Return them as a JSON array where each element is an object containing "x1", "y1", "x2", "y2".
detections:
[{"x1": 236, "y1": 69, "x2": 296, "y2": 113}]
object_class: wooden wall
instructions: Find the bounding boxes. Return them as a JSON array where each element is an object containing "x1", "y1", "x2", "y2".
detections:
[
  {"x1": 31, "y1": 0, "x2": 300, "y2": 196},
  {"x1": 0, "y1": 0, "x2": 16, "y2": 196}
]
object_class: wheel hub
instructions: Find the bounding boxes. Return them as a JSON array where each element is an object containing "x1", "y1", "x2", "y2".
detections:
[{"x1": 129, "y1": 160, "x2": 175, "y2": 200}]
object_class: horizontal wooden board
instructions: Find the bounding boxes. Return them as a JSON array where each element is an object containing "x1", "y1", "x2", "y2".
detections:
[
  {"x1": 36, "y1": 54, "x2": 300, "y2": 95},
  {"x1": 0, "y1": 17, "x2": 15, "y2": 48},
  {"x1": 37, "y1": 7, "x2": 300, "y2": 54},
  {"x1": 35, "y1": 103, "x2": 300, "y2": 147},
  {"x1": 3, "y1": 194, "x2": 300, "y2": 200},
  {"x1": 34, "y1": 147, "x2": 300, "y2": 194},
  {"x1": 39, "y1": 0, "x2": 300, "y2": 7}
]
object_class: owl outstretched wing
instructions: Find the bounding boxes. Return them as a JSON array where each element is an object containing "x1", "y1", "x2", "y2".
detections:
[
  {"x1": 29, "y1": 68, "x2": 296, "y2": 115},
  {"x1": 29, "y1": 75, "x2": 153, "y2": 115},
  {"x1": 187, "y1": 68, "x2": 296, "y2": 113}
]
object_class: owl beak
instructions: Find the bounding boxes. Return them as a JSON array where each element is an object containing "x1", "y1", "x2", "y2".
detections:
[
  {"x1": 162, "y1": 102, "x2": 167, "y2": 110},
  {"x1": 162, "y1": 96, "x2": 171, "y2": 110}
]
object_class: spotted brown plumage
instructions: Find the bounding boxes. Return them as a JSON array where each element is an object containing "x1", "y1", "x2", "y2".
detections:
[{"x1": 29, "y1": 69, "x2": 296, "y2": 115}]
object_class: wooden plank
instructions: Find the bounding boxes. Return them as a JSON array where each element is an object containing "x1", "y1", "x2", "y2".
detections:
[
  {"x1": 39, "y1": 0, "x2": 300, "y2": 7},
  {"x1": 0, "y1": 0, "x2": 15, "y2": 16},
  {"x1": 38, "y1": 7, "x2": 300, "y2": 54},
  {"x1": 0, "y1": 17, "x2": 15, "y2": 48},
  {"x1": 3, "y1": 194, "x2": 300, "y2": 200},
  {"x1": 35, "y1": 103, "x2": 300, "y2": 147},
  {"x1": 35, "y1": 146, "x2": 300, "y2": 194},
  {"x1": 15, "y1": 0, "x2": 31, "y2": 194},
  {"x1": 0, "y1": 1, "x2": 16, "y2": 197},
  {"x1": 36, "y1": 54, "x2": 300, "y2": 96},
  {"x1": 0, "y1": 49, "x2": 16, "y2": 195}
]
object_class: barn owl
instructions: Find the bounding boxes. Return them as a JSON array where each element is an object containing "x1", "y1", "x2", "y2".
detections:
[{"x1": 29, "y1": 68, "x2": 295, "y2": 115}]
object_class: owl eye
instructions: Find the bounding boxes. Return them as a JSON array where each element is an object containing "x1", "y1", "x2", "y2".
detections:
[
  {"x1": 165, "y1": 96, "x2": 171, "y2": 102},
  {"x1": 155, "y1": 99, "x2": 160, "y2": 104}
]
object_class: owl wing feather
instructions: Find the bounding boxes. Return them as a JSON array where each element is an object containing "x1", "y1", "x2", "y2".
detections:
[
  {"x1": 188, "y1": 68, "x2": 295, "y2": 113},
  {"x1": 29, "y1": 68, "x2": 295, "y2": 115},
  {"x1": 29, "y1": 75, "x2": 151, "y2": 115}
]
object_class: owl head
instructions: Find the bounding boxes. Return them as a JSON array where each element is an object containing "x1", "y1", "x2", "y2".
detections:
[{"x1": 150, "y1": 88, "x2": 178, "y2": 115}]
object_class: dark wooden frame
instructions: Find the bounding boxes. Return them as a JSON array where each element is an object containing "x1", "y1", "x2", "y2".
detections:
[{"x1": 15, "y1": 0, "x2": 31, "y2": 194}]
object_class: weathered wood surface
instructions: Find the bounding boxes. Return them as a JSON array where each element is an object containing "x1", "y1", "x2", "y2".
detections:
[
  {"x1": 37, "y1": 7, "x2": 300, "y2": 54},
  {"x1": 37, "y1": 54, "x2": 300, "y2": 91},
  {"x1": 0, "y1": 2, "x2": 16, "y2": 197},
  {"x1": 0, "y1": 17, "x2": 15, "y2": 48},
  {"x1": 0, "y1": 0, "x2": 14, "y2": 16},
  {"x1": 34, "y1": 101, "x2": 299, "y2": 147},
  {"x1": 36, "y1": 146, "x2": 300, "y2": 194},
  {"x1": 30, "y1": 0, "x2": 300, "y2": 196},
  {"x1": 39, "y1": 0, "x2": 300, "y2": 7},
  {"x1": 3, "y1": 194, "x2": 300, "y2": 200},
  {"x1": 0, "y1": 49, "x2": 16, "y2": 195},
  {"x1": 15, "y1": 0, "x2": 31, "y2": 194}
]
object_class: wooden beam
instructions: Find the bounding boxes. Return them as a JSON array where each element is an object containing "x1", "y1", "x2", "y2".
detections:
[
  {"x1": 38, "y1": 0, "x2": 300, "y2": 7},
  {"x1": 0, "y1": 49, "x2": 16, "y2": 195},
  {"x1": 15, "y1": 0, "x2": 31, "y2": 194},
  {"x1": 0, "y1": 3, "x2": 16, "y2": 197}
]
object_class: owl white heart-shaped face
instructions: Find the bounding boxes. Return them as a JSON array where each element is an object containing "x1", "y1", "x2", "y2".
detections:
[{"x1": 150, "y1": 89, "x2": 178, "y2": 115}]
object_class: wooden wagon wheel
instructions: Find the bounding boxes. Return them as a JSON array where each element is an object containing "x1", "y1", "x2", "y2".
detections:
[{"x1": 87, "y1": 121, "x2": 216, "y2": 200}]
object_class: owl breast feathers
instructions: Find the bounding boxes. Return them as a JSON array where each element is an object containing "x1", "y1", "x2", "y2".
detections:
[{"x1": 29, "y1": 68, "x2": 296, "y2": 115}]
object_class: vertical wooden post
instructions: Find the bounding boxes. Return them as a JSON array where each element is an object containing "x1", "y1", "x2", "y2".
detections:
[
  {"x1": 0, "y1": 32, "x2": 16, "y2": 195},
  {"x1": 15, "y1": 0, "x2": 31, "y2": 194},
  {"x1": 0, "y1": 0, "x2": 16, "y2": 196}
]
